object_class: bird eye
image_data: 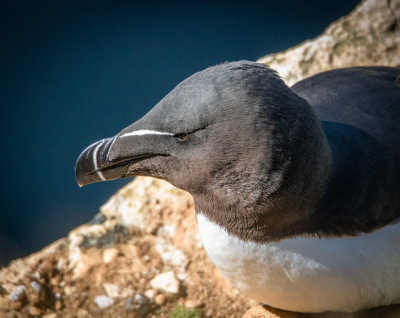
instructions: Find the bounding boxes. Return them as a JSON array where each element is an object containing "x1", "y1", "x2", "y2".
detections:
[{"x1": 175, "y1": 133, "x2": 189, "y2": 141}]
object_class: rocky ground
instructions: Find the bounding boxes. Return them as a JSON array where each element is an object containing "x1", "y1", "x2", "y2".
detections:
[
  {"x1": 1, "y1": 0, "x2": 400, "y2": 317},
  {"x1": 257, "y1": 0, "x2": 400, "y2": 85},
  {"x1": 0, "y1": 178, "x2": 258, "y2": 318}
]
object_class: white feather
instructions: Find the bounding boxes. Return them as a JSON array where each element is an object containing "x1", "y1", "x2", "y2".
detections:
[{"x1": 197, "y1": 213, "x2": 400, "y2": 313}]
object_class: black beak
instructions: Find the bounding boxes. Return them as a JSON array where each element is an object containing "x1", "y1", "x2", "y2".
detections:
[
  {"x1": 75, "y1": 137, "x2": 122, "y2": 187},
  {"x1": 75, "y1": 132, "x2": 172, "y2": 187}
]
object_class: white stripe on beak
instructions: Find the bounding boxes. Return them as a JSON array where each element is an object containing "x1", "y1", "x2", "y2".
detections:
[
  {"x1": 92, "y1": 141, "x2": 106, "y2": 181},
  {"x1": 120, "y1": 130, "x2": 174, "y2": 138}
]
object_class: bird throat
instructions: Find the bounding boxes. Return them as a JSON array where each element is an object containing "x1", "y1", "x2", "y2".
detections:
[{"x1": 193, "y1": 138, "x2": 333, "y2": 243}]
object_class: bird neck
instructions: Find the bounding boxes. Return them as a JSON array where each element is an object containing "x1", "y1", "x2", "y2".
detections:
[{"x1": 194, "y1": 98, "x2": 333, "y2": 243}]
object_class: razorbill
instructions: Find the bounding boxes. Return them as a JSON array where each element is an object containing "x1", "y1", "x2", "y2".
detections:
[{"x1": 75, "y1": 61, "x2": 400, "y2": 313}]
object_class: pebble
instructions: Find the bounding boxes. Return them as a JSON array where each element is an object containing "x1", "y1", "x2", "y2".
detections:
[
  {"x1": 57, "y1": 258, "x2": 66, "y2": 271},
  {"x1": 42, "y1": 314, "x2": 57, "y2": 318},
  {"x1": 124, "y1": 294, "x2": 150, "y2": 315},
  {"x1": 103, "y1": 248, "x2": 119, "y2": 264},
  {"x1": 9, "y1": 285, "x2": 26, "y2": 302},
  {"x1": 29, "y1": 305, "x2": 41, "y2": 316},
  {"x1": 134, "y1": 293, "x2": 148, "y2": 305},
  {"x1": 154, "y1": 294, "x2": 165, "y2": 305},
  {"x1": 30, "y1": 281, "x2": 41, "y2": 292},
  {"x1": 124, "y1": 297, "x2": 135, "y2": 311},
  {"x1": 120, "y1": 288, "x2": 134, "y2": 298},
  {"x1": 177, "y1": 272, "x2": 187, "y2": 281},
  {"x1": 77, "y1": 308, "x2": 93, "y2": 318},
  {"x1": 94, "y1": 295, "x2": 114, "y2": 309},
  {"x1": 150, "y1": 271, "x2": 180, "y2": 294},
  {"x1": 103, "y1": 283, "x2": 120, "y2": 298},
  {"x1": 55, "y1": 300, "x2": 62, "y2": 310},
  {"x1": 184, "y1": 299, "x2": 204, "y2": 309},
  {"x1": 64, "y1": 286, "x2": 75, "y2": 296},
  {"x1": 144, "y1": 289, "x2": 156, "y2": 301},
  {"x1": 50, "y1": 276, "x2": 59, "y2": 286}
]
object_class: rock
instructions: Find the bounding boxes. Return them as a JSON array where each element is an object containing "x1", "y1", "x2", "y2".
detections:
[
  {"x1": 185, "y1": 299, "x2": 204, "y2": 309},
  {"x1": 103, "y1": 283, "x2": 120, "y2": 298},
  {"x1": 77, "y1": 308, "x2": 93, "y2": 318},
  {"x1": 154, "y1": 293, "x2": 166, "y2": 305},
  {"x1": 155, "y1": 239, "x2": 187, "y2": 272},
  {"x1": 134, "y1": 293, "x2": 148, "y2": 305},
  {"x1": 120, "y1": 287, "x2": 134, "y2": 298},
  {"x1": 150, "y1": 271, "x2": 180, "y2": 294},
  {"x1": 124, "y1": 297, "x2": 135, "y2": 311},
  {"x1": 30, "y1": 281, "x2": 41, "y2": 292},
  {"x1": 124, "y1": 293, "x2": 150, "y2": 315},
  {"x1": 103, "y1": 248, "x2": 119, "y2": 264},
  {"x1": 94, "y1": 295, "x2": 114, "y2": 309},
  {"x1": 144, "y1": 289, "x2": 156, "y2": 301},
  {"x1": 102, "y1": 283, "x2": 134, "y2": 299},
  {"x1": 258, "y1": 0, "x2": 400, "y2": 85},
  {"x1": 64, "y1": 286, "x2": 75, "y2": 296},
  {"x1": 55, "y1": 300, "x2": 62, "y2": 310},
  {"x1": 29, "y1": 305, "x2": 41, "y2": 316},
  {"x1": 42, "y1": 314, "x2": 57, "y2": 318},
  {"x1": 8, "y1": 285, "x2": 26, "y2": 302},
  {"x1": 69, "y1": 244, "x2": 103, "y2": 280}
]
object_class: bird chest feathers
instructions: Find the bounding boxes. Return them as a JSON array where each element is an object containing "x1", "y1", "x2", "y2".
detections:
[{"x1": 197, "y1": 213, "x2": 400, "y2": 313}]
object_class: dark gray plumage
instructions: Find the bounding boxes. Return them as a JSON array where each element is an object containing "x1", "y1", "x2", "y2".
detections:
[
  {"x1": 76, "y1": 62, "x2": 400, "y2": 242},
  {"x1": 75, "y1": 61, "x2": 400, "y2": 312}
]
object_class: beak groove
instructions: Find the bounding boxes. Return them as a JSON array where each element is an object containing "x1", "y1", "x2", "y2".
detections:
[
  {"x1": 75, "y1": 137, "x2": 116, "y2": 187},
  {"x1": 75, "y1": 135, "x2": 169, "y2": 187}
]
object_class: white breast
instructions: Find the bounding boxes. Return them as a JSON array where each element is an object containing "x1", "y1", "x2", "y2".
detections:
[{"x1": 196, "y1": 213, "x2": 400, "y2": 313}]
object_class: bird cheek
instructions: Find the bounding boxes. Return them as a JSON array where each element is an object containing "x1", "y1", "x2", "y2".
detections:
[{"x1": 124, "y1": 157, "x2": 162, "y2": 178}]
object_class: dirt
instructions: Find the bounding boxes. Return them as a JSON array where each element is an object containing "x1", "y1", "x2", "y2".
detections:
[{"x1": 0, "y1": 178, "x2": 258, "y2": 317}]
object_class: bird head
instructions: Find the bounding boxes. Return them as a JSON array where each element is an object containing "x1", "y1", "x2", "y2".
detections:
[{"x1": 75, "y1": 61, "x2": 319, "y2": 209}]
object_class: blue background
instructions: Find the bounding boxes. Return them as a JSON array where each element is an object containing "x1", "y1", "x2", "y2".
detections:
[{"x1": 1, "y1": 0, "x2": 359, "y2": 264}]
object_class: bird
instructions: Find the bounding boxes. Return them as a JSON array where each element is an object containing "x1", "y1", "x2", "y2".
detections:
[{"x1": 75, "y1": 61, "x2": 400, "y2": 313}]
